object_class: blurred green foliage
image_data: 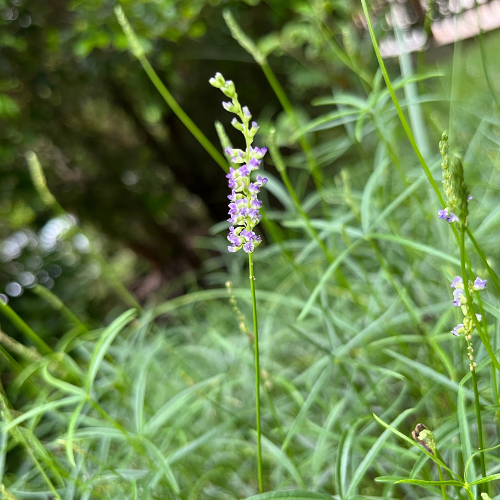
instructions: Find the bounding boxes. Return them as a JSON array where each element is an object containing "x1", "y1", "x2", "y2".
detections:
[{"x1": 3, "y1": 0, "x2": 500, "y2": 495}]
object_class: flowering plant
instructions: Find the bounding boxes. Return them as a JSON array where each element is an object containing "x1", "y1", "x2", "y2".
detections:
[{"x1": 209, "y1": 71, "x2": 266, "y2": 492}]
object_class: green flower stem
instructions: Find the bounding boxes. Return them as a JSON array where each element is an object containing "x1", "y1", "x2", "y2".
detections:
[
  {"x1": 315, "y1": 19, "x2": 373, "y2": 91},
  {"x1": 115, "y1": 5, "x2": 227, "y2": 174},
  {"x1": 459, "y1": 229, "x2": 487, "y2": 486},
  {"x1": 248, "y1": 252, "x2": 263, "y2": 493},
  {"x1": 360, "y1": 0, "x2": 444, "y2": 207},
  {"x1": 135, "y1": 56, "x2": 228, "y2": 173},
  {"x1": 0, "y1": 301, "x2": 52, "y2": 356},
  {"x1": 436, "y1": 449, "x2": 465, "y2": 500},
  {"x1": 259, "y1": 62, "x2": 325, "y2": 199},
  {"x1": 437, "y1": 464, "x2": 448, "y2": 500}
]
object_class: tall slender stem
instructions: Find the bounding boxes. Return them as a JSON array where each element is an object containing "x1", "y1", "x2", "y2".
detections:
[
  {"x1": 248, "y1": 252, "x2": 263, "y2": 492},
  {"x1": 459, "y1": 229, "x2": 487, "y2": 486},
  {"x1": 436, "y1": 464, "x2": 448, "y2": 500}
]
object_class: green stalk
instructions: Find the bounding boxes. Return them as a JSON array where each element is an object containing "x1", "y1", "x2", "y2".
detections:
[
  {"x1": 259, "y1": 62, "x2": 324, "y2": 189},
  {"x1": 248, "y1": 252, "x2": 263, "y2": 493},
  {"x1": 114, "y1": 6, "x2": 227, "y2": 173},
  {"x1": 360, "y1": 0, "x2": 444, "y2": 206},
  {"x1": 0, "y1": 301, "x2": 52, "y2": 356},
  {"x1": 437, "y1": 464, "x2": 448, "y2": 500},
  {"x1": 136, "y1": 56, "x2": 228, "y2": 172},
  {"x1": 459, "y1": 229, "x2": 487, "y2": 485}
]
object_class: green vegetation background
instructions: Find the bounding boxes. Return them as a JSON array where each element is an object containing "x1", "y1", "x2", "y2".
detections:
[{"x1": 2, "y1": 0, "x2": 500, "y2": 498}]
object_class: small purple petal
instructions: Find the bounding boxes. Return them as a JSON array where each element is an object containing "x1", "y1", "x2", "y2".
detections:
[
  {"x1": 450, "y1": 276, "x2": 463, "y2": 288},
  {"x1": 243, "y1": 106, "x2": 251, "y2": 117},
  {"x1": 473, "y1": 277, "x2": 487, "y2": 290},
  {"x1": 451, "y1": 323, "x2": 464, "y2": 336},
  {"x1": 243, "y1": 241, "x2": 255, "y2": 253},
  {"x1": 476, "y1": 313, "x2": 482, "y2": 322},
  {"x1": 468, "y1": 195, "x2": 473, "y2": 201},
  {"x1": 238, "y1": 165, "x2": 250, "y2": 177},
  {"x1": 438, "y1": 209, "x2": 448, "y2": 220}
]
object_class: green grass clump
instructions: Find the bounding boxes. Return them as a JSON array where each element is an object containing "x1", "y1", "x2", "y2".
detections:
[{"x1": 3, "y1": 4, "x2": 500, "y2": 500}]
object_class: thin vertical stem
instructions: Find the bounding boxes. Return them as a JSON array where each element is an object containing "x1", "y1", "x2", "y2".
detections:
[
  {"x1": 460, "y1": 229, "x2": 487, "y2": 485},
  {"x1": 248, "y1": 252, "x2": 263, "y2": 493},
  {"x1": 437, "y1": 464, "x2": 448, "y2": 500}
]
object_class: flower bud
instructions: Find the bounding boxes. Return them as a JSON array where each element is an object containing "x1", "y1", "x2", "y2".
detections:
[
  {"x1": 451, "y1": 154, "x2": 469, "y2": 229},
  {"x1": 231, "y1": 118, "x2": 244, "y2": 131},
  {"x1": 222, "y1": 80, "x2": 236, "y2": 98},
  {"x1": 209, "y1": 72, "x2": 226, "y2": 88}
]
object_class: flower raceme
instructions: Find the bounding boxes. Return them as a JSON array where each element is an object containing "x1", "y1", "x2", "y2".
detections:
[
  {"x1": 209, "y1": 72, "x2": 268, "y2": 254},
  {"x1": 437, "y1": 132, "x2": 473, "y2": 225},
  {"x1": 449, "y1": 275, "x2": 486, "y2": 337}
]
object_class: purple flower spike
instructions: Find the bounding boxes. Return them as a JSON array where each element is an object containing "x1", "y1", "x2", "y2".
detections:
[
  {"x1": 214, "y1": 75, "x2": 267, "y2": 254},
  {"x1": 451, "y1": 323, "x2": 464, "y2": 336},
  {"x1": 473, "y1": 277, "x2": 487, "y2": 290}
]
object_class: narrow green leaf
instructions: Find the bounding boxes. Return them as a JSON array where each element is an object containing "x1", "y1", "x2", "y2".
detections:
[
  {"x1": 297, "y1": 239, "x2": 364, "y2": 321},
  {"x1": 372, "y1": 413, "x2": 459, "y2": 479},
  {"x1": 346, "y1": 408, "x2": 416, "y2": 497},
  {"x1": 282, "y1": 364, "x2": 332, "y2": 450},
  {"x1": 66, "y1": 397, "x2": 87, "y2": 467},
  {"x1": 143, "y1": 437, "x2": 180, "y2": 494},
  {"x1": 395, "y1": 478, "x2": 463, "y2": 487},
  {"x1": 262, "y1": 434, "x2": 306, "y2": 489},
  {"x1": 361, "y1": 159, "x2": 388, "y2": 233},
  {"x1": 242, "y1": 490, "x2": 334, "y2": 500},
  {"x1": 85, "y1": 309, "x2": 137, "y2": 393},
  {"x1": 42, "y1": 365, "x2": 85, "y2": 396},
  {"x1": 144, "y1": 375, "x2": 221, "y2": 435},
  {"x1": 2, "y1": 395, "x2": 83, "y2": 433},
  {"x1": 469, "y1": 473, "x2": 500, "y2": 486}
]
